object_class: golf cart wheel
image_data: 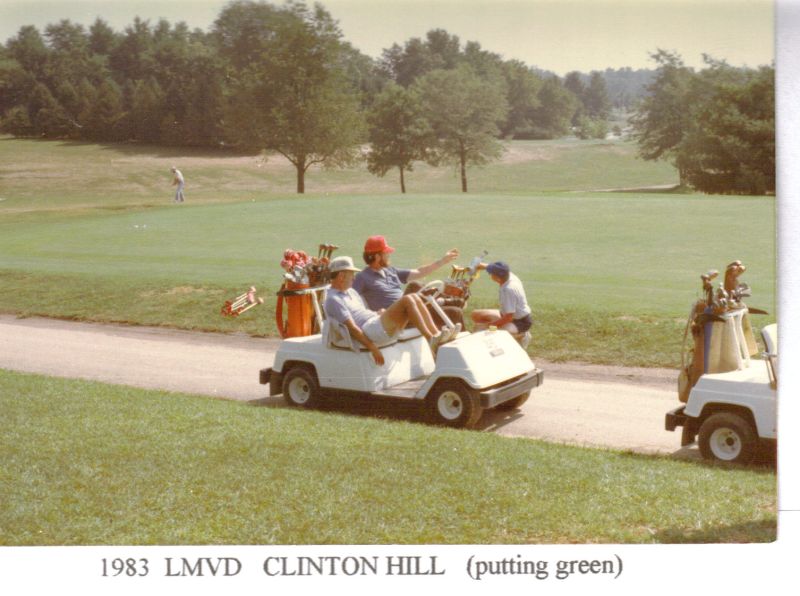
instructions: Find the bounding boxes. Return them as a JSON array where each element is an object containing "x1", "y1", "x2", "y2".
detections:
[
  {"x1": 495, "y1": 391, "x2": 530, "y2": 411},
  {"x1": 282, "y1": 365, "x2": 322, "y2": 408},
  {"x1": 698, "y1": 412, "x2": 757, "y2": 464},
  {"x1": 426, "y1": 380, "x2": 482, "y2": 429}
]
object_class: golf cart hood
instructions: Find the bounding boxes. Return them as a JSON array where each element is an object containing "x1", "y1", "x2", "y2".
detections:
[{"x1": 429, "y1": 329, "x2": 535, "y2": 390}]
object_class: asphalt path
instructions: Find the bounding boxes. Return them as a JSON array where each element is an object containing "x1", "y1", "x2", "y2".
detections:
[{"x1": 0, "y1": 314, "x2": 697, "y2": 458}]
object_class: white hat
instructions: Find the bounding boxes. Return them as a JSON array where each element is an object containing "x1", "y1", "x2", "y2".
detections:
[{"x1": 329, "y1": 256, "x2": 360, "y2": 273}]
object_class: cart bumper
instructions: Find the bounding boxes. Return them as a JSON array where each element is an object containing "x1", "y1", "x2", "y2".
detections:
[
  {"x1": 260, "y1": 368, "x2": 283, "y2": 396},
  {"x1": 480, "y1": 368, "x2": 543, "y2": 409},
  {"x1": 665, "y1": 406, "x2": 687, "y2": 431}
]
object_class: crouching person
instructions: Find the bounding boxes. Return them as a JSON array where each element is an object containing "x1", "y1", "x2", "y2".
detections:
[
  {"x1": 325, "y1": 256, "x2": 447, "y2": 365},
  {"x1": 471, "y1": 261, "x2": 532, "y2": 349}
]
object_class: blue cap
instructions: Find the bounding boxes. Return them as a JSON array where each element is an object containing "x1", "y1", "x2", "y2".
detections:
[{"x1": 486, "y1": 261, "x2": 510, "y2": 279}]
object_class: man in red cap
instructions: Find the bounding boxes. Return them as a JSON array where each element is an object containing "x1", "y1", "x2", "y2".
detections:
[{"x1": 353, "y1": 235, "x2": 463, "y2": 327}]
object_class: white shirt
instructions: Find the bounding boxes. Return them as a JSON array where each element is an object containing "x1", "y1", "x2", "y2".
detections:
[
  {"x1": 173, "y1": 169, "x2": 184, "y2": 184},
  {"x1": 499, "y1": 272, "x2": 531, "y2": 319}
]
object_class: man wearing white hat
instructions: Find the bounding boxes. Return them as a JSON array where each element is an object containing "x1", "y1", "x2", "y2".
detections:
[{"x1": 325, "y1": 256, "x2": 445, "y2": 365}]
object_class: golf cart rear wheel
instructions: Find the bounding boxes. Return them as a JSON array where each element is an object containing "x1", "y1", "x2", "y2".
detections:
[
  {"x1": 282, "y1": 365, "x2": 322, "y2": 408},
  {"x1": 495, "y1": 391, "x2": 530, "y2": 411},
  {"x1": 698, "y1": 412, "x2": 757, "y2": 464},
  {"x1": 426, "y1": 380, "x2": 482, "y2": 429}
]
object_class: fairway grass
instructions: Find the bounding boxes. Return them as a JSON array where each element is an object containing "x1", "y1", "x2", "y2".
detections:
[
  {"x1": 0, "y1": 138, "x2": 775, "y2": 367},
  {"x1": 0, "y1": 369, "x2": 776, "y2": 545},
  {"x1": 0, "y1": 136, "x2": 678, "y2": 210}
]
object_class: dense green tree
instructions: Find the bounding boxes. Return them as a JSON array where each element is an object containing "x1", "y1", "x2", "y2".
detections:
[
  {"x1": 88, "y1": 18, "x2": 118, "y2": 56},
  {"x1": 563, "y1": 71, "x2": 585, "y2": 125},
  {"x1": 677, "y1": 61, "x2": 774, "y2": 194},
  {"x1": 584, "y1": 72, "x2": 611, "y2": 119},
  {"x1": 629, "y1": 50, "x2": 694, "y2": 184},
  {"x1": 527, "y1": 76, "x2": 577, "y2": 139},
  {"x1": 109, "y1": 17, "x2": 155, "y2": 83},
  {"x1": 219, "y1": 1, "x2": 365, "y2": 193},
  {"x1": 414, "y1": 65, "x2": 508, "y2": 192},
  {"x1": 0, "y1": 56, "x2": 34, "y2": 116},
  {"x1": 499, "y1": 60, "x2": 543, "y2": 138},
  {"x1": 380, "y1": 29, "x2": 462, "y2": 87},
  {"x1": 128, "y1": 77, "x2": 165, "y2": 142},
  {"x1": 6, "y1": 26, "x2": 49, "y2": 79},
  {"x1": 366, "y1": 82, "x2": 433, "y2": 193},
  {"x1": 83, "y1": 79, "x2": 124, "y2": 140}
]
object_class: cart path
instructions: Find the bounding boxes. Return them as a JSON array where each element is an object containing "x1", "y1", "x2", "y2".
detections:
[{"x1": 0, "y1": 314, "x2": 695, "y2": 458}]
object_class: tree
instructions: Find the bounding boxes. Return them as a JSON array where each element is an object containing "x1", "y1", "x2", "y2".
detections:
[
  {"x1": 366, "y1": 82, "x2": 433, "y2": 193},
  {"x1": 379, "y1": 29, "x2": 461, "y2": 87},
  {"x1": 584, "y1": 72, "x2": 611, "y2": 119},
  {"x1": 129, "y1": 77, "x2": 165, "y2": 142},
  {"x1": 89, "y1": 18, "x2": 118, "y2": 56},
  {"x1": 219, "y1": 1, "x2": 366, "y2": 193},
  {"x1": 499, "y1": 60, "x2": 542, "y2": 138},
  {"x1": 629, "y1": 50, "x2": 694, "y2": 184},
  {"x1": 563, "y1": 71, "x2": 585, "y2": 125},
  {"x1": 414, "y1": 65, "x2": 508, "y2": 192},
  {"x1": 527, "y1": 75, "x2": 577, "y2": 139},
  {"x1": 82, "y1": 79, "x2": 124, "y2": 141},
  {"x1": 677, "y1": 61, "x2": 774, "y2": 194}
]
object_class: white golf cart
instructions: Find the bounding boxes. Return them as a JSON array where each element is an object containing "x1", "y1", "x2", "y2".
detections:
[
  {"x1": 260, "y1": 283, "x2": 543, "y2": 428},
  {"x1": 666, "y1": 314, "x2": 777, "y2": 464}
]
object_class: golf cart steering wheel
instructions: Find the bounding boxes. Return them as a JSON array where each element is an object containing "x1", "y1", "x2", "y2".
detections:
[{"x1": 419, "y1": 280, "x2": 445, "y2": 299}]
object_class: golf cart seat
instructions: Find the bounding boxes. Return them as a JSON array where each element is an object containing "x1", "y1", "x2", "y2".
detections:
[
  {"x1": 322, "y1": 317, "x2": 422, "y2": 352},
  {"x1": 761, "y1": 323, "x2": 777, "y2": 387}
]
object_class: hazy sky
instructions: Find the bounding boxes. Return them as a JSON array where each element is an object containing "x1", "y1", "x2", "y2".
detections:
[{"x1": 0, "y1": 0, "x2": 774, "y2": 74}]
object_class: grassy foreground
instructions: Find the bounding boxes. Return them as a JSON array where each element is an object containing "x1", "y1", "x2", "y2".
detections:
[{"x1": 0, "y1": 369, "x2": 777, "y2": 545}]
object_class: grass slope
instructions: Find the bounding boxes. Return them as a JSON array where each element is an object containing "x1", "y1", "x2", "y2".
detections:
[
  {"x1": 0, "y1": 369, "x2": 776, "y2": 545},
  {"x1": 0, "y1": 138, "x2": 775, "y2": 367},
  {"x1": 0, "y1": 137, "x2": 677, "y2": 210}
]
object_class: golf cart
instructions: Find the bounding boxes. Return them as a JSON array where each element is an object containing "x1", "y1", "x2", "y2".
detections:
[
  {"x1": 260, "y1": 280, "x2": 543, "y2": 429},
  {"x1": 665, "y1": 262, "x2": 776, "y2": 464}
]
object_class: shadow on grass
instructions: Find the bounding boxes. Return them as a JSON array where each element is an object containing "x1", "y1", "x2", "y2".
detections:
[
  {"x1": 654, "y1": 519, "x2": 777, "y2": 543},
  {"x1": 249, "y1": 391, "x2": 424, "y2": 425}
]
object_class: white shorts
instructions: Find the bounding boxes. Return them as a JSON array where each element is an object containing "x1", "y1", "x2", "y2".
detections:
[{"x1": 362, "y1": 315, "x2": 394, "y2": 346}]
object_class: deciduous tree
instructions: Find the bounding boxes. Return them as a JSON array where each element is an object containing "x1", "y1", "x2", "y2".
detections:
[
  {"x1": 366, "y1": 82, "x2": 433, "y2": 193},
  {"x1": 414, "y1": 65, "x2": 508, "y2": 192}
]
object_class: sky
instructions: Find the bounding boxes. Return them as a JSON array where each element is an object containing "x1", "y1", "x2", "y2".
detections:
[{"x1": 0, "y1": 0, "x2": 775, "y2": 75}]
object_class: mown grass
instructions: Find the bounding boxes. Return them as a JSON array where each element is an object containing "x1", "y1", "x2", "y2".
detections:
[
  {"x1": 0, "y1": 136, "x2": 677, "y2": 211},
  {"x1": 0, "y1": 192, "x2": 775, "y2": 367},
  {"x1": 0, "y1": 138, "x2": 775, "y2": 367},
  {"x1": 0, "y1": 369, "x2": 776, "y2": 545}
]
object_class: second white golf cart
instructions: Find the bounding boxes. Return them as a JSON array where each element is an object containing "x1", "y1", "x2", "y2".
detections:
[{"x1": 260, "y1": 284, "x2": 543, "y2": 429}]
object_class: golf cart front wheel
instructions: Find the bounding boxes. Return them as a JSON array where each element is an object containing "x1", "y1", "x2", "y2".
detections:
[
  {"x1": 426, "y1": 380, "x2": 482, "y2": 429},
  {"x1": 282, "y1": 365, "x2": 322, "y2": 408},
  {"x1": 495, "y1": 391, "x2": 530, "y2": 411},
  {"x1": 698, "y1": 412, "x2": 757, "y2": 464}
]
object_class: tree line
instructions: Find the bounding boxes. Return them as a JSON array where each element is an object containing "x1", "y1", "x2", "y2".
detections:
[
  {"x1": 0, "y1": 1, "x2": 773, "y2": 195},
  {"x1": 630, "y1": 50, "x2": 774, "y2": 195}
]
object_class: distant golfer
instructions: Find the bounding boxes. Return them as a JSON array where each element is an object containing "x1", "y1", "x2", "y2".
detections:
[
  {"x1": 171, "y1": 167, "x2": 185, "y2": 203},
  {"x1": 471, "y1": 261, "x2": 532, "y2": 348}
]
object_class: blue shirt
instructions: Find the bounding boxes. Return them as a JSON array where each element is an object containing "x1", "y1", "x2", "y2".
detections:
[
  {"x1": 352, "y1": 266, "x2": 411, "y2": 310},
  {"x1": 324, "y1": 288, "x2": 378, "y2": 328}
]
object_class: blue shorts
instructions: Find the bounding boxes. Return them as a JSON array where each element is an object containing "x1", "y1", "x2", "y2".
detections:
[{"x1": 512, "y1": 314, "x2": 532, "y2": 333}]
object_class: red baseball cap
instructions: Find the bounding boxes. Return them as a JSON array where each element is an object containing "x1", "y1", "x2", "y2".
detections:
[{"x1": 364, "y1": 235, "x2": 395, "y2": 254}]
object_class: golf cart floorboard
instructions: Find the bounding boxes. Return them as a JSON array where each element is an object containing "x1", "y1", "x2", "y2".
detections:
[{"x1": 372, "y1": 377, "x2": 428, "y2": 399}]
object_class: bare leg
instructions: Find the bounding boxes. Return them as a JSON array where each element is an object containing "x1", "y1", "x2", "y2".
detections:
[
  {"x1": 409, "y1": 293, "x2": 439, "y2": 332},
  {"x1": 471, "y1": 308, "x2": 501, "y2": 330},
  {"x1": 381, "y1": 295, "x2": 438, "y2": 339}
]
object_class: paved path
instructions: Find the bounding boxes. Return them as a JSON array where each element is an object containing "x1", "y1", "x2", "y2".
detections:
[{"x1": 0, "y1": 315, "x2": 696, "y2": 458}]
